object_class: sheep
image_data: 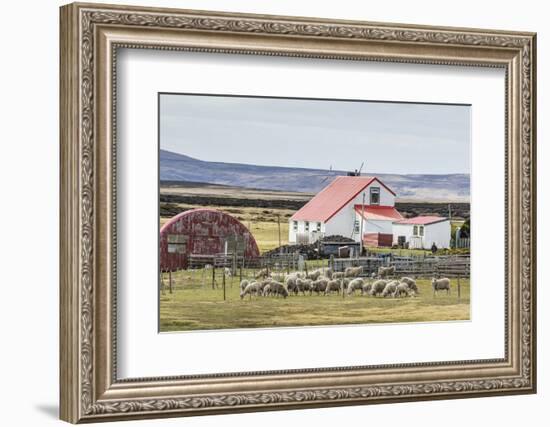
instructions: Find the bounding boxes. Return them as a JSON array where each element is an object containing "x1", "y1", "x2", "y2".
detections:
[
  {"x1": 432, "y1": 277, "x2": 451, "y2": 296},
  {"x1": 369, "y1": 280, "x2": 387, "y2": 297},
  {"x1": 296, "y1": 278, "x2": 311, "y2": 295},
  {"x1": 331, "y1": 271, "x2": 344, "y2": 280},
  {"x1": 344, "y1": 265, "x2": 363, "y2": 278},
  {"x1": 258, "y1": 279, "x2": 272, "y2": 292},
  {"x1": 325, "y1": 279, "x2": 342, "y2": 295},
  {"x1": 381, "y1": 280, "x2": 399, "y2": 297},
  {"x1": 400, "y1": 277, "x2": 418, "y2": 293},
  {"x1": 311, "y1": 278, "x2": 329, "y2": 295},
  {"x1": 262, "y1": 283, "x2": 272, "y2": 297},
  {"x1": 286, "y1": 280, "x2": 298, "y2": 295},
  {"x1": 255, "y1": 268, "x2": 269, "y2": 279},
  {"x1": 362, "y1": 282, "x2": 373, "y2": 295},
  {"x1": 223, "y1": 267, "x2": 232, "y2": 277},
  {"x1": 304, "y1": 279, "x2": 314, "y2": 295},
  {"x1": 394, "y1": 282, "x2": 414, "y2": 298},
  {"x1": 285, "y1": 274, "x2": 299, "y2": 294},
  {"x1": 346, "y1": 278, "x2": 365, "y2": 296},
  {"x1": 239, "y1": 279, "x2": 249, "y2": 292},
  {"x1": 378, "y1": 266, "x2": 395, "y2": 279},
  {"x1": 269, "y1": 281, "x2": 289, "y2": 298},
  {"x1": 311, "y1": 267, "x2": 333, "y2": 279},
  {"x1": 342, "y1": 278, "x2": 350, "y2": 290},
  {"x1": 240, "y1": 282, "x2": 261, "y2": 299},
  {"x1": 306, "y1": 270, "x2": 321, "y2": 281}
]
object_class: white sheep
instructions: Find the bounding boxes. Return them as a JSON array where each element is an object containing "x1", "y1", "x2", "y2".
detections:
[
  {"x1": 239, "y1": 279, "x2": 249, "y2": 292},
  {"x1": 331, "y1": 271, "x2": 345, "y2": 279},
  {"x1": 311, "y1": 278, "x2": 329, "y2": 295},
  {"x1": 362, "y1": 282, "x2": 373, "y2": 295},
  {"x1": 306, "y1": 270, "x2": 321, "y2": 281},
  {"x1": 378, "y1": 266, "x2": 395, "y2": 279},
  {"x1": 325, "y1": 279, "x2": 342, "y2": 295},
  {"x1": 344, "y1": 265, "x2": 363, "y2": 278},
  {"x1": 296, "y1": 278, "x2": 311, "y2": 295},
  {"x1": 346, "y1": 278, "x2": 365, "y2": 296},
  {"x1": 369, "y1": 280, "x2": 387, "y2": 297},
  {"x1": 255, "y1": 268, "x2": 269, "y2": 279},
  {"x1": 269, "y1": 281, "x2": 289, "y2": 298},
  {"x1": 394, "y1": 282, "x2": 414, "y2": 298},
  {"x1": 401, "y1": 277, "x2": 418, "y2": 293},
  {"x1": 432, "y1": 278, "x2": 451, "y2": 296},
  {"x1": 262, "y1": 283, "x2": 272, "y2": 297},
  {"x1": 381, "y1": 280, "x2": 399, "y2": 297},
  {"x1": 240, "y1": 281, "x2": 261, "y2": 299}
]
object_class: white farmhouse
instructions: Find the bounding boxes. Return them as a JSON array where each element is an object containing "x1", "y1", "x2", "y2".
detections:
[
  {"x1": 289, "y1": 176, "x2": 402, "y2": 245},
  {"x1": 392, "y1": 216, "x2": 451, "y2": 249}
]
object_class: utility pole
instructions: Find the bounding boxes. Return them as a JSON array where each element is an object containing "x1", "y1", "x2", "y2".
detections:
[{"x1": 359, "y1": 192, "x2": 365, "y2": 256}]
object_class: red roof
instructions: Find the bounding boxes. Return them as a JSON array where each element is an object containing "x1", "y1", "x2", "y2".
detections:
[
  {"x1": 394, "y1": 216, "x2": 448, "y2": 225},
  {"x1": 354, "y1": 205, "x2": 403, "y2": 221},
  {"x1": 291, "y1": 176, "x2": 395, "y2": 222}
]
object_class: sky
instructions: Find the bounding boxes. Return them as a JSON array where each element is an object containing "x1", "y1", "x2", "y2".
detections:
[{"x1": 160, "y1": 93, "x2": 471, "y2": 175}]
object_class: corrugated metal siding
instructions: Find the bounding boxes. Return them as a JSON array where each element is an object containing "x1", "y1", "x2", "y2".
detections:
[{"x1": 160, "y1": 208, "x2": 260, "y2": 271}]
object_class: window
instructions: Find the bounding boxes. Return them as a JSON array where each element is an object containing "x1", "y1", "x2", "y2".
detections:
[
  {"x1": 316, "y1": 222, "x2": 322, "y2": 232},
  {"x1": 354, "y1": 220, "x2": 360, "y2": 233},
  {"x1": 305, "y1": 221, "x2": 310, "y2": 232},
  {"x1": 293, "y1": 220, "x2": 298, "y2": 231},
  {"x1": 419, "y1": 225, "x2": 424, "y2": 236},
  {"x1": 370, "y1": 187, "x2": 380, "y2": 205},
  {"x1": 167, "y1": 234, "x2": 188, "y2": 253},
  {"x1": 413, "y1": 225, "x2": 418, "y2": 236}
]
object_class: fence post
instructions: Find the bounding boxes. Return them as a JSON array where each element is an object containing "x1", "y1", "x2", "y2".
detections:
[
  {"x1": 212, "y1": 266, "x2": 216, "y2": 289},
  {"x1": 169, "y1": 270, "x2": 173, "y2": 294},
  {"x1": 160, "y1": 271, "x2": 165, "y2": 295},
  {"x1": 223, "y1": 271, "x2": 226, "y2": 301},
  {"x1": 457, "y1": 275, "x2": 461, "y2": 300}
]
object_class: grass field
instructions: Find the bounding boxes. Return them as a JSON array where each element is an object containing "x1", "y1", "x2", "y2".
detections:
[{"x1": 159, "y1": 269, "x2": 470, "y2": 332}]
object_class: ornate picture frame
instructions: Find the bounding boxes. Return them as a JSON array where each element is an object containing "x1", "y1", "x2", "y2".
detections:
[{"x1": 60, "y1": 2, "x2": 536, "y2": 423}]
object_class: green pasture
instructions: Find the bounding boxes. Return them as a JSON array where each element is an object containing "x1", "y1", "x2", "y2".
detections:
[{"x1": 159, "y1": 269, "x2": 470, "y2": 332}]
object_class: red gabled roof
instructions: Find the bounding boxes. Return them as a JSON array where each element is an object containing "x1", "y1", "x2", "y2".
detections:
[
  {"x1": 354, "y1": 205, "x2": 403, "y2": 221},
  {"x1": 394, "y1": 215, "x2": 448, "y2": 225},
  {"x1": 291, "y1": 176, "x2": 396, "y2": 222}
]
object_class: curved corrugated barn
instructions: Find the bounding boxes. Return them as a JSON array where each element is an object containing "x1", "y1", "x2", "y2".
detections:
[{"x1": 160, "y1": 208, "x2": 260, "y2": 271}]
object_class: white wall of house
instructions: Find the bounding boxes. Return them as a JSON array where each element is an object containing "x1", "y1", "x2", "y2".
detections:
[
  {"x1": 424, "y1": 220, "x2": 451, "y2": 249},
  {"x1": 360, "y1": 216, "x2": 394, "y2": 234},
  {"x1": 288, "y1": 179, "x2": 396, "y2": 244},
  {"x1": 288, "y1": 219, "x2": 325, "y2": 243},
  {"x1": 324, "y1": 206, "x2": 356, "y2": 240},
  {"x1": 392, "y1": 220, "x2": 451, "y2": 249}
]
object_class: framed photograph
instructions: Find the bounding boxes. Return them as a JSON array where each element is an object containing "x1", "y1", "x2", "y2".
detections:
[{"x1": 60, "y1": 2, "x2": 537, "y2": 423}]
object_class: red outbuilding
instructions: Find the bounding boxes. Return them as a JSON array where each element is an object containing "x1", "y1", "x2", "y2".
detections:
[{"x1": 160, "y1": 208, "x2": 260, "y2": 271}]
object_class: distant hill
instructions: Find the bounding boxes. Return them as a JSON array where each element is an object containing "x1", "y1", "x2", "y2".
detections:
[{"x1": 160, "y1": 149, "x2": 470, "y2": 202}]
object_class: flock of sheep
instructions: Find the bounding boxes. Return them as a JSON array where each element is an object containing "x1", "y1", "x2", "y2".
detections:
[{"x1": 239, "y1": 265, "x2": 452, "y2": 300}]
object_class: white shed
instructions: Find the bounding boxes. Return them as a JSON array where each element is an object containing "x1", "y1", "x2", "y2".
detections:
[{"x1": 392, "y1": 216, "x2": 451, "y2": 249}]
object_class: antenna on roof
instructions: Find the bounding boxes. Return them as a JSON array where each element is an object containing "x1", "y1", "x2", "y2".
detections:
[
  {"x1": 347, "y1": 162, "x2": 365, "y2": 177},
  {"x1": 319, "y1": 165, "x2": 333, "y2": 184}
]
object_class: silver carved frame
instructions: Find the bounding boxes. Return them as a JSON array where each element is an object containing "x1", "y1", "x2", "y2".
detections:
[{"x1": 59, "y1": 2, "x2": 537, "y2": 423}]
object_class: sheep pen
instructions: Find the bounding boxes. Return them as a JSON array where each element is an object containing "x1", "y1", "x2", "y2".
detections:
[{"x1": 159, "y1": 264, "x2": 470, "y2": 331}]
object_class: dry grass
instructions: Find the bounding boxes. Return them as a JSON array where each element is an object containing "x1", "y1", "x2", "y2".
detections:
[{"x1": 159, "y1": 270, "x2": 470, "y2": 332}]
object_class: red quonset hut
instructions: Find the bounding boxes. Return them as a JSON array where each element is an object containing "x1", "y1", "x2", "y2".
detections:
[{"x1": 160, "y1": 208, "x2": 260, "y2": 271}]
